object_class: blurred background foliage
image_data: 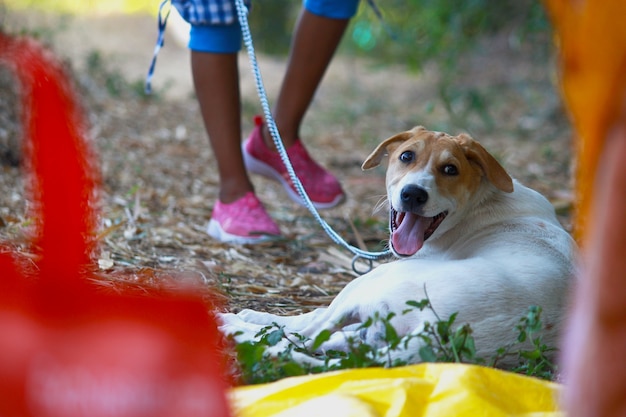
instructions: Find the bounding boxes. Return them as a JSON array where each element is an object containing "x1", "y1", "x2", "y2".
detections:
[
  {"x1": 7, "y1": 0, "x2": 154, "y2": 14},
  {"x1": 8, "y1": 0, "x2": 552, "y2": 68},
  {"x1": 248, "y1": 0, "x2": 552, "y2": 67},
  {"x1": 4, "y1": 0, "x2": 558, "y2": 134},
  {"x1": 248, "y1": 0, "x2": 556, "y2": 134}
]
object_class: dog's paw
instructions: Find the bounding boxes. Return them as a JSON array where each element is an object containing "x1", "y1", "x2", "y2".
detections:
[
  {"x1": 217, "y1": 312, "x2": 260, "y2": 343},
  {"x1": 217, "y1": 312, "x2": 240, "y2": 327}
]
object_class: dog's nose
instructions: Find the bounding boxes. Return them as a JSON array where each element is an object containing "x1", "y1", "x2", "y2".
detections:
[{"x1": 400, "y1": 185, "x2": 428, "y2": 211}]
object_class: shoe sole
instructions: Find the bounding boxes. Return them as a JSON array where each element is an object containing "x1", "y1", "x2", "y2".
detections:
[
  {"x1": 207, "y1": 219, "x2": 278, "y2": 244},
  {"x1": 242, "y1": 141, "x2": 345, "y2": 209}
]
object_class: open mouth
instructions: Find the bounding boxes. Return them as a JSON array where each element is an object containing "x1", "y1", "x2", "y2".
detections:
[{"x1": 389, "y1": 208, "x2": 448, "y2": 256}]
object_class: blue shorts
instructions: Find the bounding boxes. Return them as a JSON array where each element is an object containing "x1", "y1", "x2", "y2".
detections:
[{"x1": 175, "y1": 0, "x2": 360, "y2": 53}]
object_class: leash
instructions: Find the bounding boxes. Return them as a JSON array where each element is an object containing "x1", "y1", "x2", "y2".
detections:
[
  {"x1": 145, "y1": 0, "x2": 170, "y2": 95},
  {"x1": 233, "y1": 0, "x2": 391, "y2": 272}
]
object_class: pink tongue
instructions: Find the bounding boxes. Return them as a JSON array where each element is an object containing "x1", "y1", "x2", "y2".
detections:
[{"x1": 391, "y1": 213, "x2": 429, "y2": 256}]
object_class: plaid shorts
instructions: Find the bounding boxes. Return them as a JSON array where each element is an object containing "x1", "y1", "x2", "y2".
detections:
[
  {"x1": 172, "y1": 0, "x2": 245, "y2": 26},
  {"x1": 145, "y1": 0, "x2": 360, "y2": 90},
  {"x1": 173, "y1": 0, "x2": 360, "y2": 26},
  {"x1": 179, "y1": 0, "x2": 360, "y2": 52}
]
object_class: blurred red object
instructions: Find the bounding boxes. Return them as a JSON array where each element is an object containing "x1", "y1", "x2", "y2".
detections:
[{"x1": 0, "y1": 33, "x2": 231, "y2": 417}]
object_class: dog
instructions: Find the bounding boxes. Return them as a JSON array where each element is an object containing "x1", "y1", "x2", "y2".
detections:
[{"x1": 220, "y1": 126, "x2": 576, "y2": 367}]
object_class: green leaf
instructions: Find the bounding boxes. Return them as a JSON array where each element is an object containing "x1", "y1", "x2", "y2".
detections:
[
  {"x1": 520, "y1": 349, "x2": 542, "y2": 360},
  {"x1": 517, "y1": 330, "x2": 527, "y2": 343},
  {"x1": 361, "y1": 317, "x2": 373, "y2": 328},
  {"x1": 264, "y1": 328, "x2": 285, "y2": 346},
  {"x1": 454, "y1": 329, "x2": 477, "y2": 361},
  {"x1": 464, "y1": 335, "x2": 477, "y2": 357},
  {"x1": 524, "y1": 305, "x2": 543, "y2": 333},
  {"x1": 384, "y1": 321, "x2": 400, "y2": 347},
  {"x1": 436, "y1": 321, "x2": 451, "y2": 343},
  {"x1": 292, "y1": 332, "x2": 308, "y2": 343},
  {"x1": 419, "y1": 345, "x2": 438, "y2": 362},
  {"x1": 447, "y1": 312, "x2": 459, "y2": 325},
  {"x1": 236, "y1": 341, "x2": 266, "y2": 364},
  {"x1": 254, "y1": 326, "x2": 269, "y2": 338},
  {"x1": 406, "y1": 299, "x2": 431, "y2": 310},
  {"x1": 282, "y1": 362, "x2": 306, "y2": 377},
  {"x1": 312, "y1": 329, "x2": 332, "y2": 351}
]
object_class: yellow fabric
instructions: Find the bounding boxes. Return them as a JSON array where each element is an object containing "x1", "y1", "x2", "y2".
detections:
[{"x1": 229, "y1": 363, "x2": 563, "y2": 417}]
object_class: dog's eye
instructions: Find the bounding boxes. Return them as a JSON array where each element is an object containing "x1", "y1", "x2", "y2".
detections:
[
  {"x1": 399, "y1": 151, "x2": 414, "y2": 164},
  {"x1": 442, "y1": 164, "x2": 458, "y2": 176}
]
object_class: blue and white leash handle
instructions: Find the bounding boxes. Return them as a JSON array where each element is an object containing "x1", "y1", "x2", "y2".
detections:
[{"x1": 145, "y1": 0, "x2": 171, "y2": 95}]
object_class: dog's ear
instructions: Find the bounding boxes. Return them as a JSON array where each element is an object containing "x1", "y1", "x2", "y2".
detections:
[
  {"x1": 362, "y1": 129, "x2": 419, "y2": 170},
  {"x1": 457, "y1": 134, "x2": 514, "y2": 193}
]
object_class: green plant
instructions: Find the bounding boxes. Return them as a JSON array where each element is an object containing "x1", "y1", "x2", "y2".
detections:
[
  {"x1": 403, "y1": 299, "x2": 479, "y2": 364},
  {"x1": 491, "y1": 305, "x2": 558, "y2": 380},
  {"x1": 234, "y1": 326, "x2": 309, "y2": 384},
  {"x1": 229, "y1": 298, "x2": 559, "y2": 385}
]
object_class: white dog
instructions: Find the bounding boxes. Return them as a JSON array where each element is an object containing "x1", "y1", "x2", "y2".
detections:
[{"x1": 220, "y1": 126, "x2": 576, "y2": 367}]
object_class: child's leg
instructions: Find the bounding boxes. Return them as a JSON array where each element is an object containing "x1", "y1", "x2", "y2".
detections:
[
  {"x1": 244, "y1": 1, "x2": 358, "y2": 209},
  {"x1": 266, "y1": 1, "x2": 359, "y2": 147},
  {"x1": 191, "y1": 51, "x2": 252, "y2": 204},
  {"x1": 189, "y1": 23, "x2": 280, "y2": 242}
]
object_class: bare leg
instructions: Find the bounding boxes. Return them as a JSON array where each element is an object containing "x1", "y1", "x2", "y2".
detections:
[
  {"x1": 263, "y1": 10, "x2": 350, "y2": 148},
  {"x1": 191, "y1": 51, "x2": 253, "y2": 204}
]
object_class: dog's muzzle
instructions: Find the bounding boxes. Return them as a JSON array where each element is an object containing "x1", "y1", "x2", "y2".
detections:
[{"x1": 389, "y1": 206, "x2": 448, "y2": 257}]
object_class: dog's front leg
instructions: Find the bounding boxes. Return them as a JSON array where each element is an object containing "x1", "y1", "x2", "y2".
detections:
[
  {"x1": 217, "y1": 311, "x2": 273, "y2": 344},
  {"x1": 236, "y1": 307, "x2": 330, "y2": 334},
  {"x1": 226, "y1": 264, "x2": 392, "y2": 351},
  {"x1": 294, "y1": 267, "x2": 395, "y2": 346},
  {"x1": 234, "y1": 271, "x2": 380, "y2": 337}
]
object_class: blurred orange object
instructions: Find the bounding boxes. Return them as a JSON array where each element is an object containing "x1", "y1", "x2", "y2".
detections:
[
  {"x1": 0, "y1": 33, "x2": 231, "y2": 417},
  {"x1": 545, "y1": 1, "x2": 626, "y2": 417},
  {"x1": 544, "y1": 0, "x2": 626, "y2": 242}
]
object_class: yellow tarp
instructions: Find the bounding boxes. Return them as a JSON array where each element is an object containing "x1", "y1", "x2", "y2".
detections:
[{"x1": 229, "y1": 363, "x2": 563, "y2": 417}]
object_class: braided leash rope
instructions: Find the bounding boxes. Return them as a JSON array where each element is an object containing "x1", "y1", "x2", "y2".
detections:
[
  {"x1": 233, "y1": 0, "x2": 391, "y2": 271},
  {"x1": 145, "y1": 0, "x2": 170, "y2": 95}
]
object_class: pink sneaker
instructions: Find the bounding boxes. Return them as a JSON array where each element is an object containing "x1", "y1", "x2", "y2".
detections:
[
  {"x1": 207, "y1": 192, "x2": 281, "y2": 244},
  {"x1": 242, "y1": 116, "x2": 346, "y2": 209}
]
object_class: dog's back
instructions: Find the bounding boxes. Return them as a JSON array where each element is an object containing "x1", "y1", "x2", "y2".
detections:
[
  {"x1": 401, "y1": 179, "x2": 575, "y2": 367},
  {"x1": 425, "y1": 179, "x2": 574, "y2": 268}
]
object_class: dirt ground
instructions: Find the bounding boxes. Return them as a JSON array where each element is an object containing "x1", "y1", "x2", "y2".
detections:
[{"x1": 0, "y1": 9, "x2": 574, "y2": 315}]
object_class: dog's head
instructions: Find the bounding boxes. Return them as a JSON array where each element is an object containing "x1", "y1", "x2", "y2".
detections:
[{"x1": 362, "y1": 126, "x2": 513, "y2": 257}]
